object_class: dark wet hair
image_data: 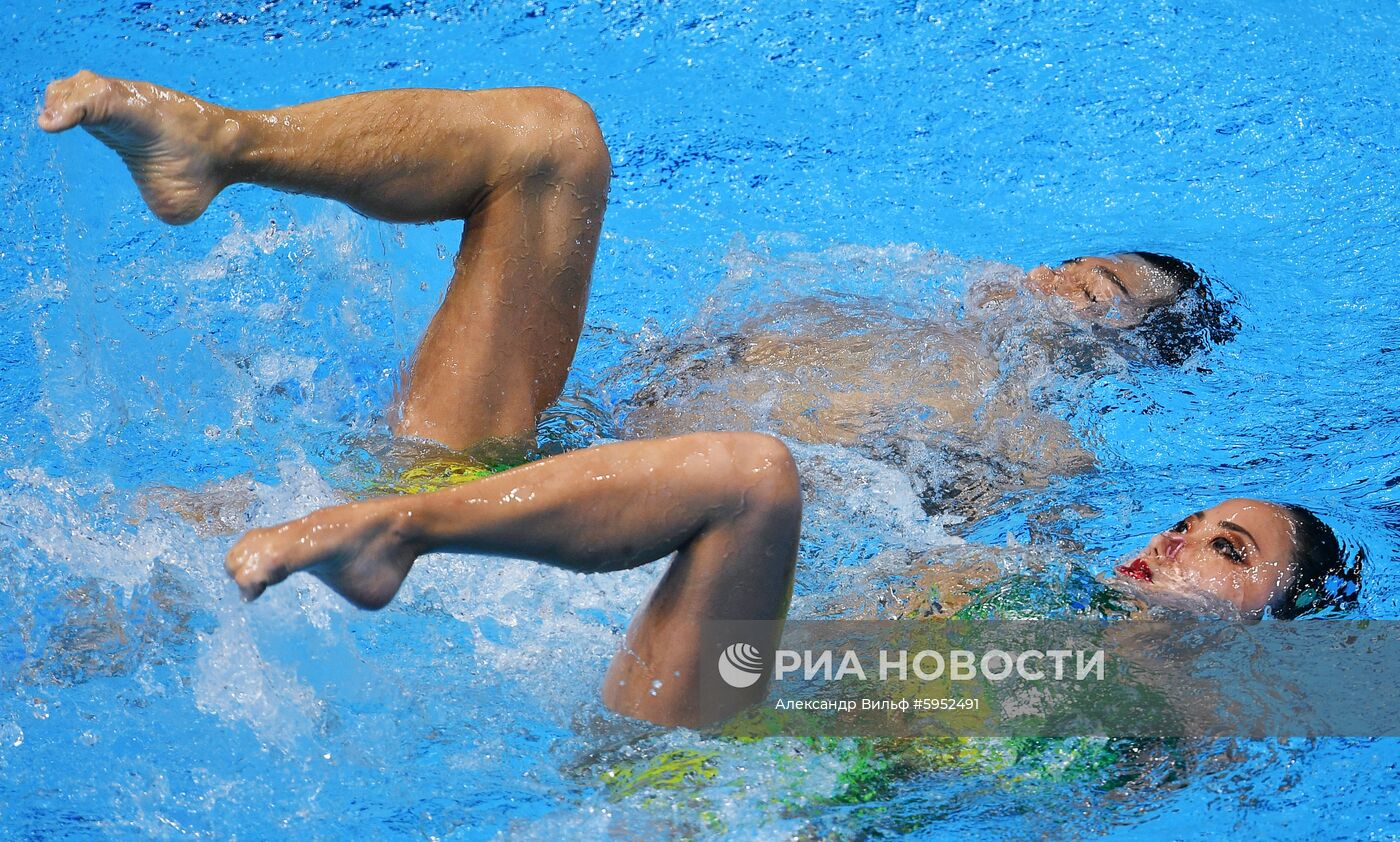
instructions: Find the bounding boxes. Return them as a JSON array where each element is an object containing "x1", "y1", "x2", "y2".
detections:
[
  {"x1": 1100, "y1": 251, "x2": 1240, "y2": 366},
  {"x1": 1129, "y1": 251, "x2": 1199, "y2": 292},
  {"x1": 1271, "y1": 505, "x2": 1362, "y2": 619}
]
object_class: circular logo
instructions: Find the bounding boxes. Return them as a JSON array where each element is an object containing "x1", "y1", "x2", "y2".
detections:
[{"x1": 717, "y1": 642, "x2": 765, "y2": 688}]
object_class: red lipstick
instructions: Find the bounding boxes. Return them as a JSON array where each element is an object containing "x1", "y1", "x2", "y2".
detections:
[{"x1": 1117, "y1": 558, "x2": 1154, "y2": 582}]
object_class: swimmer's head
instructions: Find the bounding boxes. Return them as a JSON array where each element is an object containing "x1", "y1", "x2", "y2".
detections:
[
  {"x1": 1026, "y1": 251, "x2": 1238, "y2": 365},
  {"x1": 1027, "y1": 252, "x2": 1183, "y2": 315},
  {"x1": 1113, "y1": 499, "x2": 1361, "y2": 620}
]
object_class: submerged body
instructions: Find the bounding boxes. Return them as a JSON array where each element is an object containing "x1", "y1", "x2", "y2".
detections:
[
  {"x1": 620, "y1": 247, "x2": 1233, "y2": 521},
  {"x1": 623, "y1": 289, "x2": 1096, "y2": 519}
]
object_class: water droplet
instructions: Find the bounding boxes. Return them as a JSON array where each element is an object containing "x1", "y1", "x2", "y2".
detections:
[{"x1": 0, "y1": 722, "x2": 22, "y2": 747}]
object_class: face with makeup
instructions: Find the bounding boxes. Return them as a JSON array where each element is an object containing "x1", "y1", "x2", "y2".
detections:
[
  {"x1": 1114, "y1": 498, "x2": 1303, "y2": 618},
  {"x1": 1025, "y1": 254, "x2": 1180, "y2": 323}
]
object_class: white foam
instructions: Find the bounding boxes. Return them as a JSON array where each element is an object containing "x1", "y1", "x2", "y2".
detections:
[{"x1": 192, "y1": 612, "x2": 319, "y2": 751}]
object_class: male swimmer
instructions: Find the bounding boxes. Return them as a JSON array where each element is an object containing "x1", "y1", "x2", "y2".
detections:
[
  {"x1": 40, "y1": 72, "x2": 1356, "y2": 728},
  {"x1": 620, "y1": 248, "x2": 1234, "y2": 520}
]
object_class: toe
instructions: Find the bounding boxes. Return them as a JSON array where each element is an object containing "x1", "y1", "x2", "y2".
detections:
[
  {"x1": 38, "y1": 71, "x2": 111, "y2": 132},
  {"x1": 37, "y1": 101, "x2": 84, "y2": 133},
  {"x1": 38, "y1": 79, "x2": 77, "y2": 132}
]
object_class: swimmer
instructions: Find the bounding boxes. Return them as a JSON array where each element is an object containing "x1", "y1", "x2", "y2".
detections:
[
  {"x1": 897, "y1": 500, "x2": 1356, "y2": 622},
  {"x1": 39, "y1": 72, "x2": 1214, "y2": 458},
  {"x1": 39, "y1": 74, "x2": 1356, "y2": 729},
  {"x1": 218, "y1": 429, "x2": 1357, "y2": 727},
  {"x1": 623, "y1": 249, "x2": 1236, "y2": 521}
]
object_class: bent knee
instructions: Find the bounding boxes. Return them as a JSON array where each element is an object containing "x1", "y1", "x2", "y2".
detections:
[
  {"x1": 722, "y1": 432, "x2": 801, "y2": 520},
  {"x1": 532, "y1": 88, "x2": 610, "y2": 188},
  {"x1": 535, "y1": 87, "x2": 601, "y2": 131}
]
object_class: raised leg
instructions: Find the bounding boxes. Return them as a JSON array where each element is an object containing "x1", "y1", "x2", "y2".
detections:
[
  {"x1": 39, "y1": 70, "x2": 610, "y2": 450},
  {"x1": 225, "y1": 432, "x2": 802, "y2": 727}
]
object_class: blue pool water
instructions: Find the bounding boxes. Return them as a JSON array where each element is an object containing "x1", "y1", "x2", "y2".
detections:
[{"x1": 3, "y1": 0, "x2": 1400, "y2": 837}]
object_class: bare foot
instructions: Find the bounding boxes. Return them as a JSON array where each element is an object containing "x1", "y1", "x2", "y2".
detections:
[
  {"x1": 225, "y1": 503, "x2": 419, "y2": 610},
  {"x1": 38, "y1": 70, "x2": 238, "y2": 225}
]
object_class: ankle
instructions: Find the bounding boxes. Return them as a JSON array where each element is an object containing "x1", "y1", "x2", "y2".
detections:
[
  {"x1": 380, "y1": 505, "x2": 428, "y2": 558},
  {"x1": 211, "y1": 109, "x2": 252, "y2": 185}
]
